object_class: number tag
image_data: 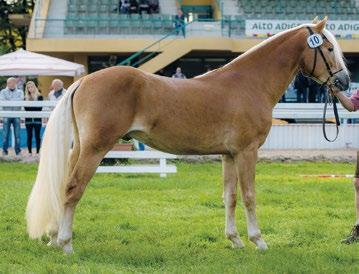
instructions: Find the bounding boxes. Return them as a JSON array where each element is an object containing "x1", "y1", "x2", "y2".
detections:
[{"x1": 307, "y1": 34, "x2": 323, "y2": 48}]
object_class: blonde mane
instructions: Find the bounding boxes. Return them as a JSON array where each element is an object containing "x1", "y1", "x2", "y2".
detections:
[{"x1": 211, "y1": 23, "x2": 348, "y2": 76}]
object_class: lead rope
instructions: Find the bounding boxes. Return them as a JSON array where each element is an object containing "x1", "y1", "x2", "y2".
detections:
[
  {"x1": 322, "y1": 88, "x2": 340, "y2": 142},
  {"x1": 305, "y1": 26, "x2": 341, "y2": 142}
]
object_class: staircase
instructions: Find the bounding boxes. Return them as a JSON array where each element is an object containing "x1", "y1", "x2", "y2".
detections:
[
  {"x1": 119, "y1": 19, "x2": 223, "y2": 73},
  {"x1": 138, "y1": 39, "x2": 191, "y2": 73}
]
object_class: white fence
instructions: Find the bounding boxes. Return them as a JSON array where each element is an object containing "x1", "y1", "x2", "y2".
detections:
[
  {"x1": 1, "y1": 101, "x2": 357, "y2": 119},
  {"x1": 270, "y1": 103, "x2": 359, "y2": 149},
  {"x1": 273, "y1": 103, "x2": 359, "y2": 119},
  {"x1": 0, "y1": 100, "x2": 54, "y2": 118},
  {"x1": 97, "y1": 151, "x2": 177, "y2": 177},
  {"x1": 0, "y1": 101, "x2": 177, "y2": 177},
  {"x1": 0, "y1": 101, "x2": 359, "y2": 154}
]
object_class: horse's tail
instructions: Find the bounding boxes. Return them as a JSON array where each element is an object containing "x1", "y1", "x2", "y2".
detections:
[{"x1": 26, "y1": 80, "x2": 81, "y2": 239}]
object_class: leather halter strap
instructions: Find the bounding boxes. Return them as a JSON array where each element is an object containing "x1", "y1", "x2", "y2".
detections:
[
  {"x1": 306, "y1": 26, "x2": 341, "y2": 142},
  {"x1": 305, "y1": 26, "x2": 343, "y2": 85}
]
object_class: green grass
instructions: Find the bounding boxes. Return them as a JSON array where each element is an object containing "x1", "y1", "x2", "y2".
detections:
[{"x1": 1, "y1": 161, "x2": 359, "y2": 273}]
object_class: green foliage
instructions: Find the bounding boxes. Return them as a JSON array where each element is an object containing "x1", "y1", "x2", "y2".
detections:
[
  {"x1": 1, "y1": 161, "x2": 359, "y2": 273},
  {"x1": 0, "y1": 0, "x2": 35, "y2": 52}
]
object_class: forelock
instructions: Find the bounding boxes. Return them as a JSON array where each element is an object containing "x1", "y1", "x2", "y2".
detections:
[{"x1": 322, "y1": 28, "x2": 349, "y2": 74}]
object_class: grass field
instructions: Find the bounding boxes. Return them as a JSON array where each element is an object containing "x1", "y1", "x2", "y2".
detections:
[{"x1": 1, "y1": 161, "x2": 359, "y2": 273}]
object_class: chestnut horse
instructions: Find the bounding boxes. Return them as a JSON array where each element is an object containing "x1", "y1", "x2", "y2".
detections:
[{"x1": 26, "y1": 17, "x2": 349, "y2": 253}]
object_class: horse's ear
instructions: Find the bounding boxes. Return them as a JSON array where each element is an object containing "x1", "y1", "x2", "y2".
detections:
[
  {"x1": 314, "y1": 16, "x2": 328, "y2": 32},
  {"x1": 312, "y1": 16, "x2": 319, "y2": 24}
]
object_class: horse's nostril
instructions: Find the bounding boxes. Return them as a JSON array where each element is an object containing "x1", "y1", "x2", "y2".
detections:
[
  {"x1": 334, "y1": 78, "x2": 349, "y2": 91},
  {"x1": 333, "y1": 72, "x2": 350, "y2": 91},
  {"x1": 333, "y1": 78, "x2": 342, "y2": 89}
]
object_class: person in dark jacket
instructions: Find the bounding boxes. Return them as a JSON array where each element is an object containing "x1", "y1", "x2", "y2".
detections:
[
  {"x1": 24, "y1": 81, "x2": 43, "y2": 156},
  {"x1": 294, "y1": 72, "x2": 309, "y2": 102},
  {"x1": 308, "y1": 78, "x2": 321, "y2": 103},
  {"x1": 174, "y1": 9, "x2": 185, "y2": 37},
  {"x1": 139, "y1": 0, "x2": 150, "y2": 14},
  {"x1": 129, "y1": 0, "x2": 139, "y2": 13}
]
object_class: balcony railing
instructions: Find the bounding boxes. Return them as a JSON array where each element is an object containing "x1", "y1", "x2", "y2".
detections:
[{"x1": 29, "y1": 16, "x2": 359, "y2": 40}]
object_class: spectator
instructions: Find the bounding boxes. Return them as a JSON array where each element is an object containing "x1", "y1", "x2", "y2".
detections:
[
  {"x1": 48, "y1": 79, "x2": 66, "y2": 101},
  {"x1": 0, "y1": 77, "x2": 24, "y2": 156},
  {"x1": 129, "y1": 0, "x2": 139, "y2": 14},
  {"x1": 119, "y1": 0, "x2": 130, "y2": 14},
  {"x1": 139, "y1": 0, "x2": 150, "y2": 14},
  {"x1": 148, "y1": 0, "x2": 159, "y2": 13},
  {"x1": 172, "y1": 67, "x2": 186, "y2": 79},
  {"x1": 16, "y1": 76, "x2": 26, "y2": 90},
  {"x1": 294, "y1": 72, "x2": 308, "y2": 102},
  {"x1": 24, "y1": 81, "x2": 43, "y2": 156},
  {"x1": 308, "y1": 78, "x2": 320, "y2": 103},
  {"x1": 174, "y1": 9, "x2": 185, "y2": 37},
  {"x1": 318, "y1": 85, "x2": 327, "y2": 103}
]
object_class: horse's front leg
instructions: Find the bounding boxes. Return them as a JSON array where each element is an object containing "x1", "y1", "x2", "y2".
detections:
[
  {"x1": 234, "y1": 147, "x2": 268, "y2": 250},
  {"x1": 222, "y1": 155, "x2": 244, "y2": 248}
]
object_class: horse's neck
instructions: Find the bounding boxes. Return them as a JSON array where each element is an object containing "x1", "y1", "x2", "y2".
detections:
[{"x1": 219, "y1": 28, "x2": 306, "y2": 107}]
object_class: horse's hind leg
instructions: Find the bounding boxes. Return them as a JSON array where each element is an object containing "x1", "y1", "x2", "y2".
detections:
[
  {"x1": 55, "y1": 78, "x2": 136, "y2": 253},
  {"x1": 57, "y1": 141, "x2": 111, "y2": 253},
  {"x1": 222, "y1": 155, "x2": 244, "y2": 248},
  {"x1": 48, "y1": 131, "x2": 81, "y2": 248},
  {"x1": 234, "y1": 147, "x2": 267, "y2": 250}
]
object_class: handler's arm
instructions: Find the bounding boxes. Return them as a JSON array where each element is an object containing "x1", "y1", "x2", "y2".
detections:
[
  {"x1": 335, "y1": 92, "x2": 355, "y2": 112},
  {"x1": 356, "y1": 151, "x2": 359, "y2": 178}
]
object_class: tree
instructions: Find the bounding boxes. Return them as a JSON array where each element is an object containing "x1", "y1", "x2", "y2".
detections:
[{"x1": 0, "y1": 0, "x2": 35, "y2": 52}]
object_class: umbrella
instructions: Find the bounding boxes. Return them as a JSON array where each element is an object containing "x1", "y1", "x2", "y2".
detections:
[{"x1": 0, "y1": 49, "x2": 85, "y2": 77}]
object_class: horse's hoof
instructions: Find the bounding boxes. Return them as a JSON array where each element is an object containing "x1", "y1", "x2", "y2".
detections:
[
  {"x1": 231, "y1": 238, "x2": 245, "y2": 249},
  {"x1": 255, "y1": 239, "x2": 268, "y2": 250},
  {"x1": 57, "y1": 238, "x2": 74, "y2": 254},
  {"x1": 63, "y1": 243, "x2": 74, "y2": 254}
]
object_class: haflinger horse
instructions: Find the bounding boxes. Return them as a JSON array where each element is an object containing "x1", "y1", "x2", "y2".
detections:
[{"x1": 26, "y1": 17, "x2": 349, "y2": 253}]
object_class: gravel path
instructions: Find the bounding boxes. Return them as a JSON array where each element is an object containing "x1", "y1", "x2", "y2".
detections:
[
  {"x1": 0, "y1": 149, "x2": 357, "y2": 163},
  {"x1": 258, "y1": 149, "x2": 357, "y2": 162},
  {"x1": 178, "y1": 149, "x2": 358, "y2": 163}
]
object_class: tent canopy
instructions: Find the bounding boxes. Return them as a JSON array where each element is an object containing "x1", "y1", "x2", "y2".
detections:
[{"x1": 0, "y1": 49, "x2": 85, "y2": 77}]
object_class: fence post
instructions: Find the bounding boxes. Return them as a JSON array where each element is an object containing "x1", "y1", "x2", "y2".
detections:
[
  {"x1": 160, "y1": 157, "x2": 167, "y2": 178},
  {"x1": 342, "y1": 118, "x2": 351, "y2": 148}
]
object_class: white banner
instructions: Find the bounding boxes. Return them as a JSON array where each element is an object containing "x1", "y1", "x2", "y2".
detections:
[{"x1": 245, "y1": 20, "x2": 359, "y2": 37}]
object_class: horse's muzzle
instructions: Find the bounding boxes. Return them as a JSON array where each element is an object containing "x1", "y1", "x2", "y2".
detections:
[{"x1": 332, "y1": 71, "x2": 350, "y2": 91}]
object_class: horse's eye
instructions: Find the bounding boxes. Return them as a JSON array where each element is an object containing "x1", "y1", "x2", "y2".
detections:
[{"x1": 328, "y1": 48, "x2": 334, "y2": 52}]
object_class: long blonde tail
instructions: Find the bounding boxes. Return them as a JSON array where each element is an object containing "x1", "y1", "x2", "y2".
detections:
[{"x1": 26, "y1": 80, "x2": 81, "y2": 239}]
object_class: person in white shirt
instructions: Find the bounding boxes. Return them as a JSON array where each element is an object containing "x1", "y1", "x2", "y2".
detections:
[
  {"x1": 48, "y1": 79, "x2": 66, "y2": 101},
  {"x1": 0, "y1": 77, "x2": 24, "y2": 156},
  {"x1": 172, "y1": 67, "x2": 186, "y2": 79}
]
